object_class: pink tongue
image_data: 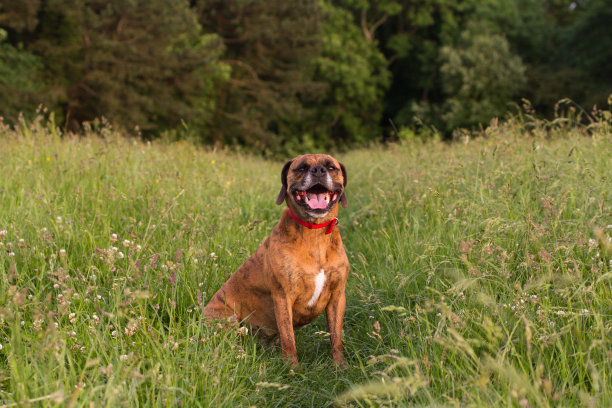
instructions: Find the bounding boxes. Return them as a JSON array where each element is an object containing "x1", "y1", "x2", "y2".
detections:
[{"x1": 307, "y1": 193, "x2": 328, "y2": 209}]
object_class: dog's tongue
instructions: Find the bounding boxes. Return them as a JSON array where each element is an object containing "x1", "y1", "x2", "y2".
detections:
[{"x1": 307, "y1": 192, "x2": 328, "y2": 209}]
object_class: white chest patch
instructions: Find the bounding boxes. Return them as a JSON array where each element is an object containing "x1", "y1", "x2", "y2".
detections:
[{"x1": 308, "y1": 269, "x2": 326, "y2": 307}]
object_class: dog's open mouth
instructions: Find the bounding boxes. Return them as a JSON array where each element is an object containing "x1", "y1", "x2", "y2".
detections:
[{"x1": 294, "y1": 184, "x2": 340, "y2": 211}]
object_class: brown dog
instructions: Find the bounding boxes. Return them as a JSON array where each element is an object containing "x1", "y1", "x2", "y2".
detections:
[{"x1": 203, "y1": 154, "x2": 349, "y2": 366}]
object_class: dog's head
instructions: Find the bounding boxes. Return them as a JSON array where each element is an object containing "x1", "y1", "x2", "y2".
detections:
[{"x1": 276, "y1": 154, "x2": 347, "y2": 220}]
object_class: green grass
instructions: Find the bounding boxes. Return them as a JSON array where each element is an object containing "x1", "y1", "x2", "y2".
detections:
[{"x1": 0, "y1": 111, "x2": 611, "y2": 407}]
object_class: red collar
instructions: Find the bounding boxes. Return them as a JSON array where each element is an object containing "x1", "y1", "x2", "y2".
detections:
[{"x1": 288, "y1": 208, "x2": 338, "y2": 235}]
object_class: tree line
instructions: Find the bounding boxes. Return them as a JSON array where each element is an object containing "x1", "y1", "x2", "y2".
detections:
[{"x1": 1, "y1": 0, "x2": 610, "y2": 155}]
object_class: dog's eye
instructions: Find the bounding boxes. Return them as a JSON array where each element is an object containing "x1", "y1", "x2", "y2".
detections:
[
  {"x1": 327, "y1": 166, "x2": 337, "y2": 171},
  {"x1": 296, "y1": 166, "x2": 308, "y2": 172}
]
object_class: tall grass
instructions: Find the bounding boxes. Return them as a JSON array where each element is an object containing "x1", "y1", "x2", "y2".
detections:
[{"x1": 0, "y1": 105, "x2": 610, "y2": 407}]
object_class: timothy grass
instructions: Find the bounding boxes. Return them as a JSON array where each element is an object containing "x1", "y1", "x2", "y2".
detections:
[{"x1": 0, "y1": 109, "x2": 611, "y2": 407}]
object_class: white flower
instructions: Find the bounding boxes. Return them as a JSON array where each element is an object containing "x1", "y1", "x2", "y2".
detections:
[
  {"x1": 56, "y1": 216, "x2": 62, "y2": 223},
  {"x1": 110, "y1": 233, "x2": 118, "y2": 242},
  {"x1": 59, "y1": 249, "x2": 66, "y2": 257},
  {"x1": 8, "y1": 252, "x2": 14, "y2": 257},
  {"x1": 0, "y1": 230, "x2": 6, "y2": 239},
  {"x1": 122, "y1": 240, "x2": 131, "y2": 247},
  {"x1": 117, "y1": 252, "x2": 124, "y2": 259},
  {"x1": 0, "y1": 343, "x2": 3, "y2": 350}
]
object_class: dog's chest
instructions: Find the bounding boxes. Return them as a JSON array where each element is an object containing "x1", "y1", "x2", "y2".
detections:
[
  {"x1": 291, "y1": 265, "x2": 344, "y2": 326},
  {"x1": 307, "y1": 269, "x2": 327, "y2": 307}
]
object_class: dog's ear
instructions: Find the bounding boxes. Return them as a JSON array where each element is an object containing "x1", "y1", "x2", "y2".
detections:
[
  {"x1": 276, "y1": 160, "x2": 293, "y2": 205},
  {"x1": 339, "y1": 162, "x2": 348, "y2": 208}
]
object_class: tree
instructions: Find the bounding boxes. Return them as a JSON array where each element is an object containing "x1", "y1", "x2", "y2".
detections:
[
  {"x1": 435, "y1": 24, "x2": 526, "y2": 131},
  {"x1": 194, "y1": 0, "x2": 323, "y2": 153},
  {"x1": 0, "y1": 28, "x2": 43, "y2": 120},
  {"x1": 1, "y1": 0, "x2": 227, "y2": 133},
  {"x1": 309, "y1": 1, "x2": 391, "y2": 147}
]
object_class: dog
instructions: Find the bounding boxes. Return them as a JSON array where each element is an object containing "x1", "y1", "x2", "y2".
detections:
[{"x1": 203, "y1": 154, "x2": 349, "y2": 366}]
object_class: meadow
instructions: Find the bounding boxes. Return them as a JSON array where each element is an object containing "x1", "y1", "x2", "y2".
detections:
[{"x1": 0, "y1": 108, "x2": 611, "y2": 407}]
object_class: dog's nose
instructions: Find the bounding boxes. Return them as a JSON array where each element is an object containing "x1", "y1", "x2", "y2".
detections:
[{"x1": 310, "y1": 165, "x2": 327, "y2": 177}]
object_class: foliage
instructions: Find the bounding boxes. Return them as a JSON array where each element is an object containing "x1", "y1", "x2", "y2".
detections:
[
  {"x1": 0, "y1": 0, "x2": 611, "y2": 150},
  {"x1": 194, "y1": 0, "x2": 323, "y2": 154},
  {"x1": 436, "y1": 24, "x2": 526, "y2": 130},
  {"x1": 309, "y1": 1, "x2": 391, "y2": 148},
  {"x1": 0, "y1": 28, "x2": 43, "y2": 119},
  {"x1": 1, "y1": 0, "x2": 228, "y2": 133},
  {"x1": 0, "y1": 104, "x2": 611, "y2": 406}
]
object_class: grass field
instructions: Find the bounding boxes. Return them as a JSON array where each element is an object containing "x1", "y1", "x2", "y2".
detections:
[{"x1": 0, "y1": 110, "x2": 611, "y2": 407}]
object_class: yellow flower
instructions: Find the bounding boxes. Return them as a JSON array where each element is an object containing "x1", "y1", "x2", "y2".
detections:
[
  {"x1": 155, "y1": 179, "x2": 160, "y2": 184},
  {"x1": 46, "y1": 156, "x2": 50, "y2": 161},
  {"x1": 211, "y1": 160, "x2": 216, "y2": 165}
]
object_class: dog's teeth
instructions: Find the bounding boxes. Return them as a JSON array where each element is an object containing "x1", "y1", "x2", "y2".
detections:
[{"x1": 304, "y1": 195, "x2": 309, "y2": 203}]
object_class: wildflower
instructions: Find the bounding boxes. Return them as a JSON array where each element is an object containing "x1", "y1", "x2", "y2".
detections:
[
  {"x1": 117, "y1": 252, "x2": 124, "y2": 259},
  {"x1": 136, "y1": 245, "x2": 142, "y2": 251},
  {"x1": 18, "y1": 239, "x2": 25, "y2": 248},
  {"x1": 110, "y1": 233, "x2": 118, "y2": 242},
  {"x1": 32, "y1": 319, "x2": 44, "y2": 331},
  {"x1": 59, "y1": 249, "x2": 66, "y2": 258},
  {"x1": 56, "y1": 216, "x2": 62, "y2": 224},
  {"x1": 0, "y1": 230, "x2": 6, "y2": 239},
  {"x1": 92, "y1": 314, "x2": 100, "y2": 325},
  {"x1": 556, "y1": 310, "x2": 567, "y2": 316},
  {"x1": 111, "y1": 330, "x2": 118, "y2": 338},
  {"x1": 119, "y1": 354, "x2": 129, "y2": 362},
  {"x1": 122, "y1": 239, "x2": 131, "y2": 247},
  {"x1": 69, "y1": 313, "x2": 76, "y2": 324},
  {"x1": 8, "y1": 252, "x2": 14, "y2": 257},
  {"x1": 0, "y1": 343, "x2": 3, "y2": 350}
]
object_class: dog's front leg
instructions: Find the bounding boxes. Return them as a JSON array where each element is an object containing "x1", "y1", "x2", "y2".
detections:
[
  {"x1": 326, "y1": 289, "x2": 347, "y2": 368},
  {"x1": 271, "y1": 292, "x2": 299, "y2": 366}
]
